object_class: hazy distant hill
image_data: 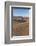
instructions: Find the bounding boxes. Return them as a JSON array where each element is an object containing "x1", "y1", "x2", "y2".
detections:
[{"x1": 13, "y1": 16, "x2": 29, "y2": 22}]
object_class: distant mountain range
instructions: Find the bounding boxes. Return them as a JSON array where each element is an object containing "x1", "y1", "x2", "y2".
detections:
[
  {"x1": 13, "y1": 16, "x2": 29, "y2": 22},
  {"x1": 13, "y1": 16, "x2": 29, "y2": 19}
]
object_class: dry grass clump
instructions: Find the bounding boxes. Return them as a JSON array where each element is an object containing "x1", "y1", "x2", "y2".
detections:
[{"x1": 13, "y1": 20, "x2": 29, "y2": 36}]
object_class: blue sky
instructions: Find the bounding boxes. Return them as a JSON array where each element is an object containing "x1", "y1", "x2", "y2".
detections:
[{"x1": 13, "y1": 8, "x2": 31, "y2": 17}]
